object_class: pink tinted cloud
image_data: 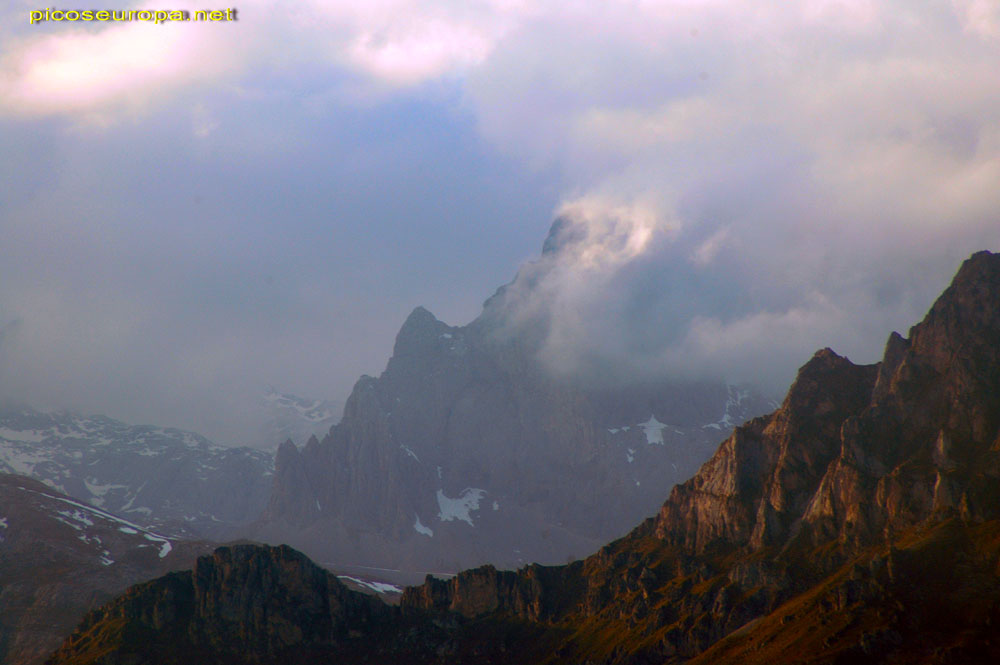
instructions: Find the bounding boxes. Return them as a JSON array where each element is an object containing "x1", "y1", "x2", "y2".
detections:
[{"x1": 0, "y1": 5, "x2": 243, "y2": 118}]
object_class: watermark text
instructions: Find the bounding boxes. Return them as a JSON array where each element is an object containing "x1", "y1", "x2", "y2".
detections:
[{"x1": 29, "y1": 8, "x2": 239, "y2": 24}]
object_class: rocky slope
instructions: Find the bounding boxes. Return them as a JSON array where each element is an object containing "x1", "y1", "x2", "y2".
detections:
[
  {"x1": 0, "y1": 405, "x2": 273, "y2": 538},
  {"x1": 46, "y1": 250, "x2": 1000, "y2": 665},
  {"x1": 400, "y1": 249, "x2": 1000, "y2": 662},
  {"x1": 0, "y1": 474, "x2": 209, "y2": 665},
  {"x1": 254, "y1": 221, "x2": 774, "y2": 578}
]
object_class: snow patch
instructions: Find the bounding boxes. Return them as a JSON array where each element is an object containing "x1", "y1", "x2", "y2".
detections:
[
  {"x1": 118, "y1": 526, "x2": 138, "y2": 534},
  {"x1": 639, "y1": 415, "x2": 667, "y2": 445},
  {"x1": 413, "y1": 515, "x2": 434, "y2": 537},
  {"x1": 703, "y1": 385, "x2": 751, "y2": 430},
  {"x1": 626, "y1": 448, "x2": 635, "y2": 463},
  {"x1": 400, "y1": 445, "x2": 420, "y2": 462},
  {"x1": 83, "y1": 478, "x2": 128, "y2": 501},
  {"x1": 492, "y1": 500, "x2": 499, "y2": 511},
  {"x1": 0, "y1": 517, "x2": 7, "y2": 528},
  {"x1": 35, "y1": 490, "x2": 173, "y2": 558},
  {"x1": 120, "y1": 483, "x2": 145, "y2": 512},
  {"x1": 338, "y1": 575, "x2": 403, "y2": 595},
  {"x1": 436, "y1": 488, "x2": 486, "y2": 526},
  {"x1": 56, "y1": 509, "x2": 95, "y2": 529},
  {"x1": 144, "y1": 533, "x2": 172, "y2": 558},
  {"x1": 0, "y1": 448, "x2": 49, "y2": 476}
]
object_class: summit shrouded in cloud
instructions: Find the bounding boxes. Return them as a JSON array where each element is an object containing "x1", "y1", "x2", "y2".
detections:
[{"x1": 1, "y1": 0, "x2": 998, "y2": 442}]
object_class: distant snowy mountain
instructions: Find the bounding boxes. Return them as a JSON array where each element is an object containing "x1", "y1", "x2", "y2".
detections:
[
  {"x1": 258, "y1": 387, "x2": 340, "y2": 449},
  {"x1": 0, "y1": 404, "x2": 273, "y2": 538}
]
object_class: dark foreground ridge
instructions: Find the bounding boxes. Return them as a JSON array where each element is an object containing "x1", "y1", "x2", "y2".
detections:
[{"x1": 48, "y1": 251, "x2": 1000, "y2": 664}]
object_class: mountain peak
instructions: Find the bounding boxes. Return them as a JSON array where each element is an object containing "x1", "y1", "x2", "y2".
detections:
[
  {"x1": 389, "y1": 306, "x2": 457, "y2": 366},
  {"x1": 908, "y1": 250, "x2": 1000, "y2": 365},
  {"x1": 276, "y1": 438, "x2": 298, "y2": 461},
  {"x1": 403, "y1": 305, "x2": 438, "y2": 326},
  {"x1": 540, "y1": 215, "x2": 583, "y2": 255},
  {"x1": 776, "y1": 346, "x2": 876, "y2": 420}
]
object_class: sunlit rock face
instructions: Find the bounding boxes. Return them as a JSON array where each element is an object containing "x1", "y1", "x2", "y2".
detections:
[
  {"x1": 656, "y1": 250, "x2": 1000, "y2": 557},
  {"x1": 255, "y1": 221, "x2": 774, "y2": 579}
]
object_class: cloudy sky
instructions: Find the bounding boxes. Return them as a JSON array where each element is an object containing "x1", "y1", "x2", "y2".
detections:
[{"x1": 1, "y1": 0, "x2": 998, "y2": 445}]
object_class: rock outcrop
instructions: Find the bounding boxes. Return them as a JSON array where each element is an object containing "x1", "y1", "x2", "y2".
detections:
[{"x1": 46, "y1": 545, "x2": 440, "y2": 665}]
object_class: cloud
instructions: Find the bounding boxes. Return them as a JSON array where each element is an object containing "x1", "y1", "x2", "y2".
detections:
[
  {"x1": 549, "y1": 194, "x2": 679, "y2": 270},
  {"x1": 690, "y1": 227, "x2": 730, "y2": 267},
  {"x1": 0, "y1": 4, "x2": 245, "y2": 119},
  {"x1": 0, "y1": 0, "x2": 525, "y2": 119},
  {"x1": 953, "y1": 0, "x2": 1000, "y2": 38},
  {"x1": 343, "y1": 14, "x2": 499, "y2": 86},
  {"x1": 451, "y1": 0, "x2": 1000, "y2": 391},
  {"x1": 1, "y1": 0, "x2": 997, "y2": 438},
  {"x1": 191, "y1": 103, "x2": 218, "y2": 137}
]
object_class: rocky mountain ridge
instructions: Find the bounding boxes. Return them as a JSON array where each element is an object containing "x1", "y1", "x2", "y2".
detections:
[
  {"x1": 400, "y1": 249, "x2": 1000, "y2": 661},
  {"x1": 46, "y1": 249, "x2": 1000, "y2": 665},
  {"x1": 46, "y1": 544, "x2": 440, "y2": 665}
]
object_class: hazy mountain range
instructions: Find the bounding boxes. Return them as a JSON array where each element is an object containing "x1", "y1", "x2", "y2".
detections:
[
  {"x1": 0, "y1": 404, "x2": 273, "y2": 539},
  {"x1": 0, "y1": 222, "x2": 781, "y2": 663},
  {"x1": 46, "y1": 249, "x2": 1000, "y2": 664}
]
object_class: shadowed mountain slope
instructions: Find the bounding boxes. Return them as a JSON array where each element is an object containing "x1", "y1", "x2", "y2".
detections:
[{"x1": 0, "y1": 474, "x2": 209, "y2": 665}]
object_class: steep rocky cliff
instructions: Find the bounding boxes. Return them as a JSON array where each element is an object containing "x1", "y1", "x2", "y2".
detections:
[
  {"x1": 254, "y1": 221, "x2": 774, "y2": 578},
  {"x1": 47, "y1": 251, "x2": 1000, "y2": 664}
]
